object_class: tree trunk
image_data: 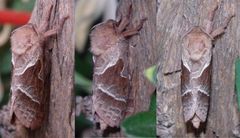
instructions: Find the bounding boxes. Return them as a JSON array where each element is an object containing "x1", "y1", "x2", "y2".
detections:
[
  {"x1": 81, "y1": 0, "x2": 156, "y2": 137},
  {"x1": 157, "y1": 0, "x2": 240, "y2": 137},
  {"x1": 26, "y1": 0, "x2": 74, "y2": 137},
  {"x1": 118, "y1": 0, "x2": 156, "y2": 118}
]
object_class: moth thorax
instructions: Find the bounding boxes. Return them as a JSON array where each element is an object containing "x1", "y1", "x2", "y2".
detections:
[{"x1": 191, "y1": 115, "x2": 201, "y2": 128}]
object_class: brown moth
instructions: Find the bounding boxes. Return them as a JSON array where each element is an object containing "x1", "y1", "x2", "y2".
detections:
[
  {"x1": 181, "y1": 4, "x2": 234, "y2": 128},
  {"x1": 90, "y1": 5, "x2": 146, "y2": 129},
  {"x1": 10, "y1": 5, "x2": 68, "y2": 129}
]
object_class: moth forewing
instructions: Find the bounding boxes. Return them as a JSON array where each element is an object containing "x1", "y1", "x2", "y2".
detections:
[
  {"x1": 91, "y1": 4, "x2": 146, "y2": 129},
  {"x1": 10, "y1": 5, "x2": 68, "y2": 129},
  {"x1": 181, "y1": 27, "x2": 212, "y2": 128},
  {"x1": 10, "y1": 24, "x2": 45, "y2": 129}
]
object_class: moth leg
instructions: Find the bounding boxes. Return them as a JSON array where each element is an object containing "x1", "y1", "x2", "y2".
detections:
[
  {"x1": 116, "y1": 5, "x2": 132, "y2": 33},
  {"x1": 204, "y1": 3, "x2": 218, "y2": 34},
  {"x1": 117, "y1": 15, "x2": 130, "y2": 33},
  {"x1": 122, "y1": 18, "x2": 147, "y2": 38},
  {"x1": 38, "y1": 5, "x2": 53, "y2": 33},
  {"x1": 210, "y1": 14, "x2": 235, "y2": 38},
  {"x1": 43, "y1": 16, "x2": 69, "y2": 38}
]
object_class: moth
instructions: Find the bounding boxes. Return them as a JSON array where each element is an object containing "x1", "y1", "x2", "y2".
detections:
[
  {"x1": 181, "y1": 4, "x2": 234, "y2": 128},
  {"x1": 90, "y1": 5, "x2": 146, "y2": 129},
  {"x1": 10, "y1": 5, "x2": 67, "y2": 129}
]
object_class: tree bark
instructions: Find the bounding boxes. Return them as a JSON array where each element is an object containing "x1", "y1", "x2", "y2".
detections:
[
  {"x1": 26, "y1": 0, "x2": 74, "y2": 137},
  {"x1": 81, "y1": 0, "x2": 156, "y2": 137},
  {"x1": 118, "y1": 0, "x2": 156, "y2": 118},
  {"x1": 157, "y1": 0, "x2": 240, "y2": 137}
]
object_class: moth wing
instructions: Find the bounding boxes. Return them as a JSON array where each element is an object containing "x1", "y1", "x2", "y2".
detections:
[
  {"x1": 196, "y1": 91, "x2": 209, "y2": 122},
  {"x1": 182, "y1": 92, "x2": 197, "y2": 122},
  {"x1": 118, "y1": 40, "x2": 129, "y2": 78},
  {"x1": 10, "y1": 24, "x2": 39, "y2": 56},
  {"x1": 181, "y1": 63, "x2": 196, "y2": 122},
  {"x1": 11, "y1": 55, "x2": 44, "y2": 129},
  {"x1": 196, "y1": 64, "x2": 211, "y2": 122},
  {"x1": 94, "y1": 46, "x2": 121, "y2": 75},
  {"x1": 93, "y1": 91, "x2": 127, "y2": 127},
  {"x1": 181, "y1": 62, "x2": 190, "y2": 93},
  {"x1": 12, "y1": 91, "x2": 44, "y2": 129},
  {"x1": 12, "y1": 59, "x2": 44, "y2": 103},
  {"x1": 93, "y1": 59, "x2": 129, "y2": 127}
]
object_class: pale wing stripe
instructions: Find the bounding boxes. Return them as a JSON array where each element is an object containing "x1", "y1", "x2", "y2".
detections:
[
  {"x1": 97, "y1": 84, "x2": 127, "y2": 102},
  {"x1": 182, "y1": 59, "x2": 191, "y2": 72},
  {"x1": 182, "y1": 89, "x2": 192, "y2": 96},
  {"x1": 95, "y1": 46, "x2": 121, "y2": 75},
  {"x1": 14, "y1": 85, "x2": 41, "y2": 104},
  {"x1": 198, "y1": 87, "x2": 209, "y2": 96},
  {"x1": 192, "y1": 61, "x2": 210, "y2": 79},
  {"x1": 14, "y1": 56, "x2": 39, "y2": 76}
]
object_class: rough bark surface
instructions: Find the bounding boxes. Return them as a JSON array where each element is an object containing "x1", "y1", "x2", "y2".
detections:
[
  {"x1": 157, "y1": 0, "x2": 240, "y2": 137},
  {"x1": 25, "y1": 0, "x2": 74, "y2": 137},
  {"x1": 117, "y1": 0, "x2": 156, "y2": 118}
]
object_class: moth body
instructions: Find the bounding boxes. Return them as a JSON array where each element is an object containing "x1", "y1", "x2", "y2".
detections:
[
  {"x1": 91, "y1": 5, "x2": 146, "y2": 129},
  {"x1": 181, "y1": 4, "x2": 234, "y2": 128},
  {"x1": 10, "y1": 5, "x2": 68, "y2": 129},
  {"x1": 10, "y1": 23, "x2": 45, "y2": 130}
]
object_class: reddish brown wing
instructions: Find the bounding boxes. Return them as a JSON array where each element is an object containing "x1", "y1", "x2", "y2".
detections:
[
  {"x1": 91, "y1": 7, "x2": 145, "y2": 128},
  {"x1": 93, "y1": 46, "x2": 130, "y2": 127},
  {"x1": 10, "y1": 24, "x2": 45, "y2": 129},
  {"x1": 181, "y1": 63, "x2": 195, "y2": 122},
  {"x1": 181, "y1": 62, "x2": 211, "y2": 123},
  {"x1": 11, "y1": 60, "x2": 45, "y2": 129},
  {"x1": 195, "y1": 64, "x2": 211, "y2": 121}
]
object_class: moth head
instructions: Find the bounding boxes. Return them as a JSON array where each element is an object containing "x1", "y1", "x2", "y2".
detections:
[
  {"x1": 11, "y1": 24, "x2": 39, "y2": 55},
  {"x1": 90, "y1": 20, "x2": 121, "y2": 56},
  {"x1": 184, "y1": 27, "x2": 212, "y2": 61}
]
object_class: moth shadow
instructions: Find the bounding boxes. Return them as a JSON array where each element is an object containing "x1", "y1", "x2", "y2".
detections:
[
  {"x1": 102, "y1": 127, "x2": 121, "y2": 137},
  {"x1": 186, "y1": 121, "x2": 207, "y2": 136},
  {"x1": 95, "y1": 123, "x2": 121, "y2": 137}
]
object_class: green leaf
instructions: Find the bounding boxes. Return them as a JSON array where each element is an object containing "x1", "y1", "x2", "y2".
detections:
[
  {"x1": 75, "y1": 114, "x2": 93, "y2": 130},
  {"x1": 149, "y1": 93, "x2": 156, "y2": 112},
  {"x1": 0, "y1": 50, "x2": 11, "y2": 74},
  {"x1": 75, "y1": 72, "x2": 92, "y2": 93},
  {"x1": 144, "y1": 65, "x2": 157, "y2": 85},
  {"x1": 121, "y1": 111, "x2": 156, "y2": 138},
  {"x1": 75, "y1": 114, "x2": 93, "y2": 137},
  {"x1": 121, "y1": 92, "x2": 156, "y2": 138},
  {"x1": 11, "y1": 0, "x2": 36, "y2": 11},
  {"x1": 236, "y1": 58, "x2": 240, "y2": 111},
  {"x1": 75, "y1": 52, "x2": 93, "y2": 79}
]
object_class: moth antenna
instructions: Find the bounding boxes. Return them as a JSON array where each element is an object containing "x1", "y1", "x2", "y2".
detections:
[
  {"x1": 135, "y1": 18, "x2": 147, "y2": 31},
  {"x1": 205, "y1": 2, "x2": 219, "y2": 34},
  {"x1": 116, "y1": 4, "x2": 132, "y2": 33},
  {"x1": 210, "y1": 12, "x2": 235, "y2": 38},
  {"x1": 182, "y1": 14, "x2": 193, "y2": 28},
  {"x1": 122, "y1": 18, "x2": 147, "y2": 38},
  {"x1": 43, "y1": 16, "x2": 69, "y2": 38},
  {"x1": 208, "y1": 2, "x2": 218, "y2": 23}
]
